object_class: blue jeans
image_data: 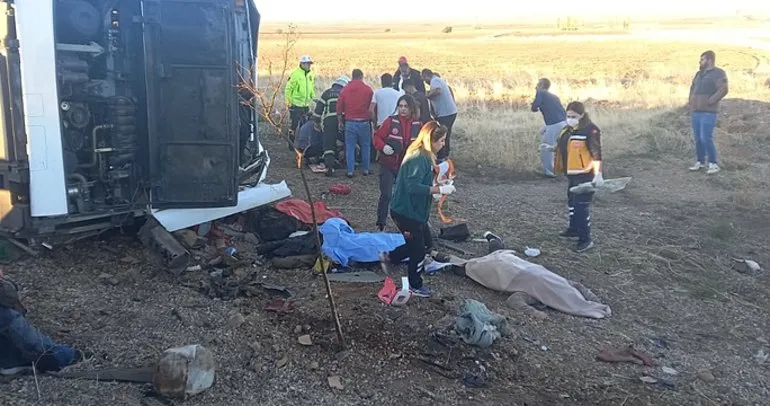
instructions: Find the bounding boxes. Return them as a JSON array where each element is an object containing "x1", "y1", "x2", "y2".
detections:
[
  {"x1": 691, "y1": 112, "x2": 718, "y2": 164},
  {"x1": 0, "y1": 307, "x2": 77, "y2": 371},
  {"x1": 344, "y1": 120, "x2": 372, "y2": 174}
]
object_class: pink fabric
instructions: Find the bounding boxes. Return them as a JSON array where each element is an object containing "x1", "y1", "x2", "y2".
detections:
[{"x1": 274, "y1": 199, "x2": 347, "y2": 225}]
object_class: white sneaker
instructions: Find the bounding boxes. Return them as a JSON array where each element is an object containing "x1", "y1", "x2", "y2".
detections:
[
  {"x1": 706, "y1": 163, "x2": 721, "y2": 174},
  {"x1": 689, "y1": 162, "x2": 704, "y2": 171}
]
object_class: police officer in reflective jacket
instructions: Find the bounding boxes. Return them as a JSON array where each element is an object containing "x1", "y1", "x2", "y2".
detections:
[
  {"x1": 312, "y1": 76, "x2": 349, "y2": 176},
  {"x1": 553, "y1": 101, "x2": 604, "y2": 253}
]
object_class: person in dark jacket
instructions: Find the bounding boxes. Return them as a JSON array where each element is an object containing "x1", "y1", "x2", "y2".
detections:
[
  {"x1": 553, "y1": 101, "x2": 603, "y2": 253},
  {"x1": 379, "y1": 121, "x2": 455, "y2": 298},
  {"x1": 531, "y1": 78, "x2": 567, "y2": 177},
  {"x1": 372, "y1": 94, "x2": 421, "y2": 231},
  {"x1": 404, "y1": 78, "x2": 433, "y2": 123},
  {"x1": 393, "y1": 56, "x2": 425, "y2": 94},
  {"x1": 294, "y1": 119, "x2": 323, "y2": 162},
  {"x1": 313, "y1": 76, "x2": 349, "y2": 176}
]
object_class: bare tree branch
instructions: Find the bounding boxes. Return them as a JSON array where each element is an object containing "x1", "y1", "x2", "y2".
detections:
[{"x1": 238, "y1": 24, "x2": 300, "y2": 136}]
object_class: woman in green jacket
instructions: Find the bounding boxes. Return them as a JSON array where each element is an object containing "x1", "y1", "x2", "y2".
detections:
[{"x1": 379, "y1": 121, "x2": 455, "y2": 298}]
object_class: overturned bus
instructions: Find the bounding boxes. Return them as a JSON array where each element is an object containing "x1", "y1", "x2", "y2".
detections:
[{"x1": 0, "y1": 0, "x2": 291, "y2": 262}]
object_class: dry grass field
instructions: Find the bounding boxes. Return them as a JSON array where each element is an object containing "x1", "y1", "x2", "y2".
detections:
[
  {"x1": 258, "y1": 20, "x2": 770, "y2": 176},
  {"x1": 2, "y1": 18, "x2": 770, "y2": 406}
]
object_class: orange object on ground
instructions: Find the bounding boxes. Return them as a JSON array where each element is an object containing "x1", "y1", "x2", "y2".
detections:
[{"x1": 433, "y1": 160, "x2": 462, "y2": 224}]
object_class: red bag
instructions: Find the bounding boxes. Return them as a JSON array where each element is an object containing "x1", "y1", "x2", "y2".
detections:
[{"x1": 328, "y1": 184, "x2": 352, "y2": 195}]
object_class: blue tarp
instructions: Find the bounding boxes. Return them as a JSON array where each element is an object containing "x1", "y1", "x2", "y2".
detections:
[{"x1": 319, "y1": 217, "x2": 405, "y2": 267}]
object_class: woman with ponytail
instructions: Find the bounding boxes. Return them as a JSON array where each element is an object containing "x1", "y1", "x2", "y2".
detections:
[{"x1": 379, "y1": 121, "x2": 455, "y2": 298}]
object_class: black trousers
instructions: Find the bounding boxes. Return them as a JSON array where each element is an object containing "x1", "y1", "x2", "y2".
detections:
[
  {"x1": 436, "y1": 113, "x2": 457, "y2": 160},
  {"x1": 388, "y1": 210, "x2": 427, "y2": 290},
  {"x1": 567, "y1": 173, "x2": 595, "y2": 243},
  {"x1": 322, "y1": 116, "x2": 340, "y2": 170},
  {"x1": 287, "y1": 106, "x2": 309, "y2": 151}
]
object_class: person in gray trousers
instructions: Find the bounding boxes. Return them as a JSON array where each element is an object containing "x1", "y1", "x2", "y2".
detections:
[{"x1": 531, "y1": 78, "x2": 567, "y2": 178}]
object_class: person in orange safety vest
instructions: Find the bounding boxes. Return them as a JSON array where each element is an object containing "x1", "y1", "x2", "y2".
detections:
[{"x1": 553, "y1": 101, "x2": 604, "y2": 253}]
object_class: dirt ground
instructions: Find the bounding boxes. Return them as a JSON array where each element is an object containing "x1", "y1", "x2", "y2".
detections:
[{"x1": 2, "y1": 106, "x2": 769, "y2": 406}]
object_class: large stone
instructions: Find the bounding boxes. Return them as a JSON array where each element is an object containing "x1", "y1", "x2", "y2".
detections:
[{"x1": 153, "y1": 345, "x2": 216, "y2": 399}]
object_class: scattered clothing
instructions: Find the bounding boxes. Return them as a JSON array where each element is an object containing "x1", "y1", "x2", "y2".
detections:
[
  {"x1": 454, "y1": 299, "x2": 509, "y2": 348},
  {"x1": 319, "y1": 217, "x2": 405, "y2": 267},
  {"x1": 454, "y1": 250, "x2": 611, "y2": 319},
  {"x1": 270, "y1": 255, "x2": 317, "y2": 269},
  {"x1": 597, "y1": 346, "x2": 654, "y2": 367},
  {"x1": 247, "y1": 207, "x2": 300, "y2": 242},
  {"x1": 274, "y1": 199, "x2": 347, "y2": 225},
  {"x1": 256, "y1": 232, "x2": 317, "y2": 259}
]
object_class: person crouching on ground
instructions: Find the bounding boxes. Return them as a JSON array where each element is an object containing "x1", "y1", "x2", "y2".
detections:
[
  {"x1": 294, "y1": 118, "x2": 324, "y2": 164},
  {"x1": 379, "y1": 121, "x2": 455, "y2": 298},
  {"x1": 373, "y1": 94, "x2": 421, "y2": 231},
  {"x1": 553, "y1": 101, "x2": 603, "y2": 253}
]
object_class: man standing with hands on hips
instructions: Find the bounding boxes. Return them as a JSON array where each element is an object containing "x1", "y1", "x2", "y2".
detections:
[
  {"x1": 688, "y1": 50, "x2": 728, "y2": 175},
  {"x1": 531, "y1": 78, "x2": 566, "y2": 178}
]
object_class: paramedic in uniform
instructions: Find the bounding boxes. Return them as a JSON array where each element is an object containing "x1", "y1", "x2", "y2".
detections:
[
  {"x1": 372, "y1": 94, "x2": 421, "y2": 231},
  {"x1": 313, "y1": 76, "x2": 349, "y2": 176},
  {"x1": 553, "y1": 101, "x2": 603, "y2": 253}
]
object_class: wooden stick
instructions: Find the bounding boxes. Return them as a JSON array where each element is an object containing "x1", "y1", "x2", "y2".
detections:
[{"x1": 297, "y1": 148, "x2": 346, "y2": 349}]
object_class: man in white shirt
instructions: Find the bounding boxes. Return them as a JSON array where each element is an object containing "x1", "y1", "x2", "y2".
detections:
[
  {"x1": 370, "y1": 73, "x2": 404, "y2": 129},
  {"x1": 422, "y1": 68, "x2": 457, "y2": 161}
]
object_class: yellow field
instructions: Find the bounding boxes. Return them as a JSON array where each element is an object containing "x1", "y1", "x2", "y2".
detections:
[{"x1": 256, "y1": 20, "x2": 770, "y2": 172}]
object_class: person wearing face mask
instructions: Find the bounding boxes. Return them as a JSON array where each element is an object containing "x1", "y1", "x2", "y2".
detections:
[
  {"x1": 379, "y1": 121, "x2": 454, "y2": 298},
  {"x1": 373, "y1": 94, "x2": 422, "y2": 231},
  {"x1": 553, "y1": 101, "x2": 603, "y2": 253}
]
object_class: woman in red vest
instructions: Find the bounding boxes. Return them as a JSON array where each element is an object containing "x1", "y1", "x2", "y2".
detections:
[{"x1": 373, "y1": 94, "x2": 421, "y2": 231}]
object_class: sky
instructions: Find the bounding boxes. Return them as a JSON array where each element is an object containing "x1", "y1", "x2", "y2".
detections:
[{"x1": 254, "y1": 1, "x2": 770, "y2": 23}]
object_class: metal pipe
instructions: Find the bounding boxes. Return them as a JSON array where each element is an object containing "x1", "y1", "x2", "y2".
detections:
[{"x1": 78, "y1": 124, "x2": 112, "y2": 168}]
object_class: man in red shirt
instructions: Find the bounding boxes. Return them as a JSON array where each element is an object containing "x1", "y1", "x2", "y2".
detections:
[{"x1": 337, "y1": 69, "x2": 374, "y2": 177}]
